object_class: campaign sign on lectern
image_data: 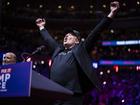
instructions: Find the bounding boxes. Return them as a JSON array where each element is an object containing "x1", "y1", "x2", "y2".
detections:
[{"x1": 0, "y1": 62, "x2": 32, "y2": 97}]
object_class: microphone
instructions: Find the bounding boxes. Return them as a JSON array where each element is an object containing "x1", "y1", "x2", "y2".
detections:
[
  {"x1": 21, "y1": 45, "x2": 45, "y2": 62},
  {"x1": 32, "y1": 45, "x2": 45, "y2": 55}
]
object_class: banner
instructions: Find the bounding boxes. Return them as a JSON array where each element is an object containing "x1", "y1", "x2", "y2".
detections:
[{"x1": 0, "y1": 62, "x2": 32, "y2": 97}]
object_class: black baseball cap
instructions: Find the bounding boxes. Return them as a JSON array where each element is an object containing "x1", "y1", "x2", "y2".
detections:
[{"x1": 63, "y1": 28, "x2": 81, "y2": 40}]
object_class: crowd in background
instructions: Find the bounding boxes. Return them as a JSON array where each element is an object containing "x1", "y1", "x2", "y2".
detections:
[{"x1": 84, "y1": 68, "x2": 140, "y2": 105}]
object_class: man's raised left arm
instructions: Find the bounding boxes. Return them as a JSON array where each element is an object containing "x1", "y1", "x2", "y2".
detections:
[{"x1": 84, "y1": 1, "x2": 120, "y2": 52}]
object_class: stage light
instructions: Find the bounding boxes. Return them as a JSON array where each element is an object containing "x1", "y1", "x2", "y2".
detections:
[
  {"x1": 90, "y1": 5, "x2": 94, "y2": 9},
  {"x1": 92, "y1": 62, "x2": 98, "y2": 69},
  {"x1": 136, "y1": 66, "x2": 140, "y2": 71},
  {"x1": 107, "y1": 69, "x2": 110, "y2": 74},
  {"x1": 122, "y1": 99, "x2": 125, "y2": 103},
  {"x1": 34, "y1": 61, "x2": 37, "y2": 65},
  {"x1": 102, "y1": 4, "x2": 106, "y2": 8},
  {"x1": 33, "y1": 65, "x2": 36, "y2": 69},
  {"x1": 103, "y1": 81, "x2": 106, "y2": 85},
  {"x1": 123, "y1": 3, "x2": 126, "y2": 6},
  {"x1": 110, "y1": 29, "x2": 114, "y2": 34},
  {"x1": 114, "y1": 65, "x2": 119, "y2": 72},
  {"x1": 39, "y1": 5, "x2": 43, "y2": 8},
  {"x1": 128, "y1": 48, "x2": 131, "y2": 52},
  {"x1": 89, "y1": 10, "x2": 93, "y2": 14},
  {"x1": 81, "y1": 38, "x2": 85, "y2": 42},
  {"x1": 58, "y1": 5, "x2": 62, "y2": 9},
  {"x1": 70, "y1": 5, "x2": 75, "y2": 9},
  {"x1": 7, "y1": 2, "x2": 10, "y2": 6},
  {"x1": 41, "y1": 60, "x2": 44, "y2": 64},
  {"x1": 26, "y1": 4, "x2": 30, "y2": 8},
  {"x1": 100, "y1": 71, "x2": 103, "y2": 75},
  {"x1": 137, "y1": 1, "x2": 140, "y2": 5}
]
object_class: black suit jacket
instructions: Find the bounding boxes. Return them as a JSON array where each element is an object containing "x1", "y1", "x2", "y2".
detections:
[{"x1": 40, "y1": 17, "x2": 112, "y2": 93}]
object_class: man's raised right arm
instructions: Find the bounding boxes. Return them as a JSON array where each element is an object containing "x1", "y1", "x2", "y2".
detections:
[{"x1": 36, "y1": 18, "x2": 58, "y2": 53}]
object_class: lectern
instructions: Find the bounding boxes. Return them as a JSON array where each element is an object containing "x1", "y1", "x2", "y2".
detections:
[{"x1": 0, "y1": 62, "x2": 73, "y2": 104}]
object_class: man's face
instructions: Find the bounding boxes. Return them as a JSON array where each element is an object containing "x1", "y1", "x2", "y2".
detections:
[
  {"x1": 63, "y1": 33, "x2": 79, "y2": 49},
  {"x1": 2, "y1": 53, "x2": 16, "y2": 65}
]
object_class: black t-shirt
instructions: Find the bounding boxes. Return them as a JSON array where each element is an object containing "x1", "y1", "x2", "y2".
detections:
[{"x1": 50, "y1": 49, "x2": 82, "y2": 93}]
